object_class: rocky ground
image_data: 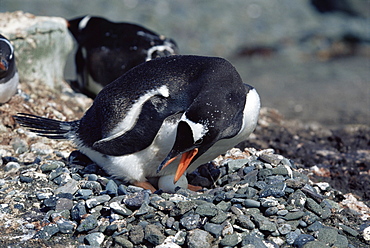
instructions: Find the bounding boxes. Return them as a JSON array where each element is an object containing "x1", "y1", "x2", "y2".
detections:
[{"x1": 0, "y1": 79, "x2": 369, "y2": 247}]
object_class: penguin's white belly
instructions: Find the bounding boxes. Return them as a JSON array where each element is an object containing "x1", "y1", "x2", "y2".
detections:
[{"x1": 78, "y1": 117, "x2": 179, "y2": 183}]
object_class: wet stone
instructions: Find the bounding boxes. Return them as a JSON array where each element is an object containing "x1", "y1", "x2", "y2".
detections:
[
  {"x1": 307, "y1": 221, "x2": 324, "y2": 232},
  {"x1": 293, "y1": 234, "x2": 315, "y2": 248},
  {"x1": 84, "y1": 232, "x2": 105, "y2": 246}
]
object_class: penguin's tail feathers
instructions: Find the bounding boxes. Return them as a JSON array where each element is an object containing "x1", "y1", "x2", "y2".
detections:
[{"x1": 14, "y1": 113, "x2": 79, "y2": 140}]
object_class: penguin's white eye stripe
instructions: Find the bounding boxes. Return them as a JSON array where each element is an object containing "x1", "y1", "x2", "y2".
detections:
[
  {"x1": 0, "y1": 38, "x2": 14, "y2": 58},
  {"x1": 79, "y1": 15, "x2": 91, "y2": 30},
  {"x1": 181, "y1": 114, "x2": 208, "y2": 143},
  {"x1": 102, "y1": 85, "x2": 170, "y2": 141}
]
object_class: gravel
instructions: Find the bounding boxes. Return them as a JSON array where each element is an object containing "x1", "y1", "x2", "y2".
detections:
[{"x1": 1, "y1": 144, "x2": 369, "y2": 247}]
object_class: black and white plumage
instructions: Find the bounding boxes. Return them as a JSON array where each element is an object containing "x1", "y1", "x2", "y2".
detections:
[
  {"x1": 15, "y1": 55, "x2": 260, "y2": 192},
  {"x1": 0, "y1": 34, "x2": 18, "y2": 104},
  {"x1": 68, "y1": 15, "x2": 179, "y2": 97}
]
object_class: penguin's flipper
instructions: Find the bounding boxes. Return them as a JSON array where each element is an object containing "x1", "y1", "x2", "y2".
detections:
[{"x1": 93, "y1": 96, "x2": 182, "y2": 156}]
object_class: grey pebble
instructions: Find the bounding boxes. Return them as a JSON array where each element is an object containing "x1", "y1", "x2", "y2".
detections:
[
  {"x1": 305, "y1": 198, "x2": 323, "y2": 216},
  {"x1": 250, "y1": 213, "x2": 277, "y2": 232},
  {"x1": 109, "y1": 201, "x2": 133, "y2": 216},
  {"x1": 220, "y1": 233, "x2": 242, "y2": 247},
  {"x1": 293, "y1": 234, "x2": 315, "y2": 248},
  {"x1": 278, "y1": 223, "x2": 292, "y2": 235},
  {"x1": 228, "y1": 159, "x2": 249, "y2": 173},
  {"x1": 84, "y1": 232, "x2": 105, "y2": 246},
  {"x1": 105, "y1": 180, "x2": 118, "y2": 195},
  {"x1": 243, "y1": 199, "x2": 260, "y2": 208},
  {"x1": 19, "y1": 175, "x2": 33, "y2": 183},
  {"x1": 55, "y1": 179, "x2": 79, "y2": 195},
  {"x1": 242, "y1": 233, "x2": 268, "y2": 248},
  {"x1": 144, "y1": 224, "x2": 166, "y2": 245},
  {"x1": 76, "y1": 215, "x2": 98, "y2": 232},
  {"x1": 339, "y1": 223, "x2": 359, "y2": 237},
  {"x1": 40, "y1": 160, "x2": 63, "y2": 172},
  {"x1": 85, "y1": 194, "x2": 111, "y2": 208},
  {"x1": 55, "y1": 197, "x2": 73, "y2": 211},
  {"x1": 302, "y1": 240, "x2": 329, "y2": 248},
  {"x1": 317, "y1": 227, "x2": 338, "y2": 246},
  {"x1": 33, "y1": 224, "x2": 59, "y2": 240},
  {"x1": 237, "y1": 215, "x2": 255, "y2": 230},
  {"x1": 187, "y1": 229, "x2": 213, "y2": 248},
  {"x1": 129, "y1": 224, "x2": 144, "y2": 244},
  {"x1": 56, "y1": 219, "x2": 75, "y2": 234},
  {"x1": 204, "y1": 223, "x2": 223, "y2": 238},
  {"x1": 180, "y1": 213, "x2": 201, "y2": 230},
  {"x1": 75, "y1": 189, "x2": 93, "y2": 200},
  {"x1": 71, "y1": 201, "x2": 87, "y2": 221},
  {"x1": 4, "y1": 161, "x2": 20, "y2": 172},
  {"x1": 283, "y1": 210, "x2": 305, "y2": 220},
  {"x1": 114, "y1": 236, "x2": 133, "y2": 248},
  {"x1": 195, "y1": 202, "x2": 218, "y2": 217}
]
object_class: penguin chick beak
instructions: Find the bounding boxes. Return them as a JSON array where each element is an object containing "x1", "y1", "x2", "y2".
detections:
[{"x1": 157, "y1": 148, "x2": 199, "y2": 183}]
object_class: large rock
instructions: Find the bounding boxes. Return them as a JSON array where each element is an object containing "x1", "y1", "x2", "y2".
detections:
[{"x1": 0, "y1": 11, "x2": 73, "y2": 90}]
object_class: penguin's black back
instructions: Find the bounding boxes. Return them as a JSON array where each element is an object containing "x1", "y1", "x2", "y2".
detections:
[{"x1": 79, "y1": 55, "x2": 249, "y2": 155}]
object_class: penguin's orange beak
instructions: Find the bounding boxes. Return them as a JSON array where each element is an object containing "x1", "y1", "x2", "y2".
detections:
[
  {"x1": 174, "y1": 148, "x2": 198, "y2": 183},
  {"x1": 160, "y1": 148, "x2": 199, "y2": 183}
]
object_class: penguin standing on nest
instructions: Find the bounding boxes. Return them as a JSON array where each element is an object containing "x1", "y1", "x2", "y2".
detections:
[
  {"x1": 15, "y1": 55, "x2": 260, "y2": 193},
  {"x1": 0, "y1": 34, "x2": 19, "y2": 104},
  {"x1": 68, "y1": 15, "x2": 179, "y2": 98}
]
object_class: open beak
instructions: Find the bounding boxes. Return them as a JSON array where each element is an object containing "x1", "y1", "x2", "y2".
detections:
[{"x1": 157, "y1": 148, "x2": 199, "y2": 183}]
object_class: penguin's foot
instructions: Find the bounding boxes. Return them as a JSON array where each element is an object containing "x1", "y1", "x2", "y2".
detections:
[
  {"x1": 187, "y1": 184, "x2": 203, "y2": 191},
  {"x1": 134, "y1": 181, "x2": 157, "y2": 193}
]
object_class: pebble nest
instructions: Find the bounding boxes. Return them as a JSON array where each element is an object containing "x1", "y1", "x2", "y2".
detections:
[{"x1": 1, "y1": 81, "x2": 369, "y2": 248}]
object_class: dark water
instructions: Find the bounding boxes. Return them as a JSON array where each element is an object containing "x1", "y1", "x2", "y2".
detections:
[{"x1": 2, "y1": 0, "x2": 369, "y2": 126}]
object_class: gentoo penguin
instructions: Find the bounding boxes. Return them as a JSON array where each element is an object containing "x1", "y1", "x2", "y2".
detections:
[
  {"x1": 15, "y1": 55, "x2": 260, "y2": 192},
  {"x1": 68, "y1": 15, "x2": 179, "y2": 98},
  {"x1": 0, "y1": 34, "x2": 19, "y2": 104}
]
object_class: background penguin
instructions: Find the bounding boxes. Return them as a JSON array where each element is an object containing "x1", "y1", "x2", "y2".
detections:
[
  {"x1": 15, "y1": 55, "x2": 260, "y2": 193},
  {"x1": 68, "y1": 15, "x2": 179, "y2": 98},
  {"x1": 0, "y1": 34, "x2": 19, "y2": 104}
]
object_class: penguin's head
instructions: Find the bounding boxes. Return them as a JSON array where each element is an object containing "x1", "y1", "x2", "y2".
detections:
[
  {"x1": 0, "y1": 34, "x2": 15, "y2": 77},
  {"x1": 157, "y1": 84, "x2": 260, "y2": 183}
]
